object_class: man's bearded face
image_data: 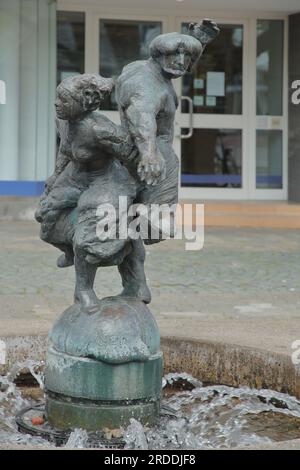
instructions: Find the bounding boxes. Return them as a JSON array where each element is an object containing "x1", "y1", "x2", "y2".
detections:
[{"x1": 157, "y1": 46, "x2": 192, "y2": 78}]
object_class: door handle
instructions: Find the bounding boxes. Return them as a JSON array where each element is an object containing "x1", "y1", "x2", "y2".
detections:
[{"x1": 180, "y1": 96, "x2": 193, "y2": 139}]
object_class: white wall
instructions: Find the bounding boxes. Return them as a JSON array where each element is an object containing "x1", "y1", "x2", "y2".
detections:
[
  {"x1": 0, "y1": 0, "x2": 20, "y2": 179},
  {"x1": 0, "y1": 0, "x2": 56, "y2": 181}
]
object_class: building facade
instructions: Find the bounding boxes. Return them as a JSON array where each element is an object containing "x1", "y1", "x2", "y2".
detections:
[{"x1": 0, "y1": 0, "x2": 300, "y2": 200}]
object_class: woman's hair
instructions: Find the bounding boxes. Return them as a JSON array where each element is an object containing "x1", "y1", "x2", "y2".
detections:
[
  {"x1": 149, "y1": 32, "x2": 202, "y2": 71},
  {"x1": 57, "y1": 74, "x2": 115, "y2": 110}
]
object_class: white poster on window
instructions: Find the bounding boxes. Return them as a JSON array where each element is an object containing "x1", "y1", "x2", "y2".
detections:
[
  {"x1": 193, "y1": 78, "x2": 204, "y2": 89},
  {"x1": 206, "y1": 72, "x2": 225, "y2": 97},
  {"x1": 206, "y1": 96, "x2": 216, "y2": 107},
  {"x1": 193, "y1": 95, "x2": 204, "y2": 106}
]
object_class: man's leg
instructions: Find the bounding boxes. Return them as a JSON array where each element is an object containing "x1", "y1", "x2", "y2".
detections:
[
  {"x1": 74, "y1": 247, "x2": 98, "y2": 310},
  {"x1": 118, "y1": 238, "x2": 151, "y2": 304}
]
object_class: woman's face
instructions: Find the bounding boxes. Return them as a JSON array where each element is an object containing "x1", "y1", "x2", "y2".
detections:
[{"x1": 55, "y1": 87, "x2": 83, "y2": 120}]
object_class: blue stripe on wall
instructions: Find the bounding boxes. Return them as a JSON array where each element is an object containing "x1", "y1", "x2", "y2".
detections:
[
  {"x1": 256, "y1": 175, "x2": 282, "y2": 185},
  {"x1": 181, "y1": 174, "x2": 282, "y2": 186},
  {"x1": 0, "y1": 181, "x2": 45, "y2": 196},
  {"x1": 181, "y1": 174, "x2": 242, "y2": 185},
  {"x1": 0, "y1": 176, "x2": 282, "y2": 195}
]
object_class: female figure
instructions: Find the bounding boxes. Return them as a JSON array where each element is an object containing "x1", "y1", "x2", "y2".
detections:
[{"x1": 36, "y1": 74, "x2": 150, "y2": 310}]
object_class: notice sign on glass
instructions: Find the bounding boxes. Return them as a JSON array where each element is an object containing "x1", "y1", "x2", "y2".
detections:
[
  {"x1": 193, "y1": 78, "x2": 204, "y2": 89},
  {"x1": 193, "y1": 95, "x2": 204, "y2": 106},
  {"x1": 206, "y1": 72, "x2": 225, "y2": 97}
]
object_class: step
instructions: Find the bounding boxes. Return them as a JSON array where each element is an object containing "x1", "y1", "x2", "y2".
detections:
[
  {"x1": 177, "y1": 201, "x2": 300, "y2": 228},
  {"x1": 1, "y1": 197, "x2": 300, "y2": 229}
]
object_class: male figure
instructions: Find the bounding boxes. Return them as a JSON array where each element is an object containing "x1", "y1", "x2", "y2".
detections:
[
  {"x1": 116, "y1": 20, "x2": 219, "y2": 227},
  {"x1": 115, "y1": 20, "x2": 219, "y2": 301}
]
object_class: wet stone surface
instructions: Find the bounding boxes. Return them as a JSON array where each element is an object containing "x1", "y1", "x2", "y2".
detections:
[{"x1": 245, "y1": 413, "x2": 300, "y2": 441}]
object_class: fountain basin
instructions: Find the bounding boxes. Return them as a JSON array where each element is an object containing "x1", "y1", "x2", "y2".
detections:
[
  {"x1": 1, "y1": 334, "x2": 300, "y2": 449},
  {"x1": 2, "y1": 335, "x2": 298, "y2": 399}
]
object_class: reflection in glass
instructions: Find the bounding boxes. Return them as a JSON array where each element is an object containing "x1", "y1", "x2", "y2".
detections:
[
  {"x1": 99, "y1": 20, "x2": 162, "y2": 110},
  {"x1": 256, "y1": 130, "x2": 282, "y2": 189},
  {"x1": 57, "y1": 11, "x2": 85, "y2": 85},
  {"x1": 181, "y1": 24, "x2": 243, "y2": 115},
  {"x1": 181, "y1": 129, "x2": 242, "y2": 187},
  {"x1": 256, "y1": 20, "x2": 283, "y2": 116}
]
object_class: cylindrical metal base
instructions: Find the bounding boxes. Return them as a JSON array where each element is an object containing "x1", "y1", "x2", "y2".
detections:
[
  {"x1": 45, "y1": 346, "x2": 163, "y2": 430},
  {"x1": 46, "y1": 392, "x2": 160, "y2": 431}
]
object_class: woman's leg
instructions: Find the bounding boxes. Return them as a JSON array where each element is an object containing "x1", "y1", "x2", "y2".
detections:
[
  {"x1": 55, "y1": 244, "x2": 74, "y2": 267},
  {"x1": 39, "y1": 209, "x2": 75, "y2": 267}
]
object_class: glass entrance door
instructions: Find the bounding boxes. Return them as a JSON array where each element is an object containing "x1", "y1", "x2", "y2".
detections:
[
  {"x1": 174, "y1": 17, "x2": 287, "y2": 200},
  {"x1": 174, "y1": 19, "x2": 247, "y2": 199}
]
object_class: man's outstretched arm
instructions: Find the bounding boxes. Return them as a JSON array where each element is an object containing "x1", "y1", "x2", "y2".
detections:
[{"x1": 122, "y1": 96, "x2": 166, "y2": 186}]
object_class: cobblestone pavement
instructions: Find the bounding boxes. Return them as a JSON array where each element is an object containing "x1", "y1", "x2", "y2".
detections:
[{"x1": 0, "y1": 221, "x2": 300, "y2": 352}]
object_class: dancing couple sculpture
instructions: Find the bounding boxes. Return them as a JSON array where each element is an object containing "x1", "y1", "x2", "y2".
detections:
[{"x1": 36, "y1": 20, "x2": 219, "y2": 430}]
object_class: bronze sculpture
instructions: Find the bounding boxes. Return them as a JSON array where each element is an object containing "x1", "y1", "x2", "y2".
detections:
[{"x1": 36, "y1": 20, "x2": 219, "y2": 430}]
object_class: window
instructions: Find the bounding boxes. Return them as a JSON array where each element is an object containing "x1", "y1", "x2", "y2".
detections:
[
  {"x1": 57, "y1": 11, "x2": 85, "y2": 85},
  {"x1": 181, "y1": 24, "x2": 243, "y2": 115},
  {"x1": 256, "y1": 20, "x2": 283, "y2": 116},
  {"x1": 181, "y1": 129, "x2": 242, "y2": 187},
  {"x1": 99, "y1": 19, "x2": 162, "y2": 110}
]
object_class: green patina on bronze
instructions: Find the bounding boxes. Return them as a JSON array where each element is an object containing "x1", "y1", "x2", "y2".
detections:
[
  {"x1": 46, "y1": 394, "x2": 161, "y2": 430},
  {"x1": 48, "y1": 297, "x2": 160, "y2": 364},
  {"x1": 46, "y1": 347, "x2": 163, "y2": 402},
  {"x1": 45, "y1": 297, "x2": 163, "y2": 429},
  {"x1": 36, "y1": 20, "x2": 219, "y2": 431}
]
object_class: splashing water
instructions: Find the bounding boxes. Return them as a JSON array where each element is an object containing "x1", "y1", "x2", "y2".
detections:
[
  {"x1": 65, "y1": 429, "x2": 89, "y2": 449},
  {"x1": 8, "y1": 360, "x2": 45, "y2": 390},
  {"x1": 0, "y1": 360, "x2": 48, "y2": 446},
  {"x1": 1, "y1": 366, "x2": 300, "y2": 449},
  {"x1": 146, "y1": 381, "x2": 300, "y2": 449},
  {"x1": 124, "y1": 419, "x2": 148, "y2": 450},
  {"x1": 162, "y1": 372, "x2": 203, "y2": 389}
]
